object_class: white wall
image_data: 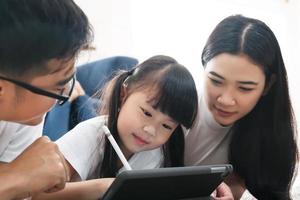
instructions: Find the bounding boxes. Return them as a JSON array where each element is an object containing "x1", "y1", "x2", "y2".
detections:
[
  {"x1": 74, "y1": 0, "x2": 133, "y2": 63},
  {"x1": 75, "y1": 0, "x2": 300, "y2": 134}
]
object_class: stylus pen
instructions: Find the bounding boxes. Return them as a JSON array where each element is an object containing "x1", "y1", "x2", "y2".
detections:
[{"x1": 102, "y1": 125, "x2": 132, "y2": 171}]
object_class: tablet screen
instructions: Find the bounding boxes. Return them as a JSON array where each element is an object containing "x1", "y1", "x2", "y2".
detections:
[{"x1": 102, "y1": 164, "x2": 233, "y2": 200}]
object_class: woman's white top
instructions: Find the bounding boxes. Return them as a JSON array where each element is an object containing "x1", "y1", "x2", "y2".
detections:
[{"x1": 184, "y1": 93, "x2": 232, "y2": 166}]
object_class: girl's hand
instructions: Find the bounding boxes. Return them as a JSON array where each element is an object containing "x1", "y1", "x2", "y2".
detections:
[
  {"x1": 100, "y1": 178, "x2": 115, "y2": 193},
  {"x1": 32, "y1": 178, "x2": 116, "y2": 200},
  {"x1": 211, "y1": 182, "x2": 234, "y2": 200}
]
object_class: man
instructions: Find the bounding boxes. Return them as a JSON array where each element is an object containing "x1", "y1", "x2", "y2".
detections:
[{"x1": 0, "y1": 0, "x2": 92, "y2": 199}]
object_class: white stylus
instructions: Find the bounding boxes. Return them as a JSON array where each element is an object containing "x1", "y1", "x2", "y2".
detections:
[{"x1": 102, "y1": 125, "x2": 132, "y2": 170}]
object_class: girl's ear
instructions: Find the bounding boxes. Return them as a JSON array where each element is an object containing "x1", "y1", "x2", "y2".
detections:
[
  {"x1": 120, "y1": 84, "x2": 128, "y2": 106},
  {"x1": 263, "y1": 74, "x2": 276, "y2": 96}
]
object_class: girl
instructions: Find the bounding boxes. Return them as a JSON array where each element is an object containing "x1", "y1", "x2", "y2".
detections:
[
  {"x1": 33, "y1": 55, "x2": 199, "y2": 199},
  {"x1": 185, "y1": 15, "x2": 298, "y2": 199}
]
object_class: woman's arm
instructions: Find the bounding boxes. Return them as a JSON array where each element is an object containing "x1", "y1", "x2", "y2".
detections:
[
  {"x1": 32, "y1": 178, "x2": 115, "y2": 200},
  {"x1": 225, "y1": 173, "x2": 246, "y2": 199}
]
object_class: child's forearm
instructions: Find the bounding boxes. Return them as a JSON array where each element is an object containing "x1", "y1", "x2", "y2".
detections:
[{"x1": 32, "y1": 178, "x2": 115, "y2": 200}]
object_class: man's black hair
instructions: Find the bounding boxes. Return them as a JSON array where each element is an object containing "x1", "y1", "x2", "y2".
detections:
[{"x1": 0, "y1": 0, "x2": 93, "y2": 77}]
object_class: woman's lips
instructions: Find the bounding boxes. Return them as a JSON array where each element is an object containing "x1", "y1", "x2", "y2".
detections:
[{"x1": 214, "y1": 106, "x2": 236, "y2": 118}]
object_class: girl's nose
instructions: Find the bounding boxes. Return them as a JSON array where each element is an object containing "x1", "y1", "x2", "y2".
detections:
[{"x1": 143, "y1": 125, "x2": 156, "y2": 136}]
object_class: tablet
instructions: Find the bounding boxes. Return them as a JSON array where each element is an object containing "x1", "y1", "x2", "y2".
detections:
[{"x1": 101, "y1": 164, "x2": 233, "y2": 200}]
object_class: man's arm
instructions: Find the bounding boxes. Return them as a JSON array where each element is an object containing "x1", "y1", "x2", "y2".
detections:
[
  {"x1": 0, "y1": 163, "x2": 28, "y2": 200},
  {"x1": 0, "y1": 137, "x2": 70, "y2": 200}
]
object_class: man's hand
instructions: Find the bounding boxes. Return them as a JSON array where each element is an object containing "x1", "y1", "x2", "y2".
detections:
[
  {"x1": 211, "y1": 182, "x2": 234, "y2": 200},
  {"x1": 7, "y1": 136, "x2": 70, "y2": 199}
]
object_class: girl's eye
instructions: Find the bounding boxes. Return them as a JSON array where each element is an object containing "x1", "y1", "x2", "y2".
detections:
[
  {"x1": 144, "y1": 111, "x2": 152, "y2": 117},
  {"x1": 162, "y1": 124, "x2": 172, "y2": 130},
  {"x1": 140, "y1": 107, "x2": 152, "y2": 117},
  {"x1": 209, "y1": 78, "x2": 222, "y2": 86},
  {"x1": 239, "y1": 87, "x2": 254, "y2": 92}
]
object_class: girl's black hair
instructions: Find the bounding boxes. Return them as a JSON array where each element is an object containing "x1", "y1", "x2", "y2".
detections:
[
  {"x1": 202, "y1": 15, "x2": 298, "y2": 199},
  {"x1": 99, "y1": 55, "x2": 198, "y2": 177}
]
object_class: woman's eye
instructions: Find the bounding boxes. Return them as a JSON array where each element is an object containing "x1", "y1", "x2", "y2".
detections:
[
  {"x1": 209, "y1": 78, "x2": 222, "y2": 85},
  {"x1": 239, "y1": 87, "x2": 254, "y2": 92},
  {"x1": 162, "y1": 124, "x2": 172, "y2": 130}
]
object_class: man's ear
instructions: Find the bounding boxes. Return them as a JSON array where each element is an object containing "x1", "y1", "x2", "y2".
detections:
[
  {"x1": 0, "y1": 80, "x2": 5, "y2": 97},
  {"x1": 0, "y1": 80, "x2": 8, "y2": 105},
  {"x1": 263, "y1": 74, "x2": 276, "y2": 95}
]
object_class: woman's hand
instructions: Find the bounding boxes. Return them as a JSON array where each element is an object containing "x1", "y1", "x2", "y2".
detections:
[{"x1": 211, "y1": 182, "x2": 234, "y2": 200}]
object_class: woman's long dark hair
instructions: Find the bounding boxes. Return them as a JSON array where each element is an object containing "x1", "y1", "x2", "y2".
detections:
[
  {"x1": 99, "y1": 55, "x2": 198, "y2": 177},
  {"x1": 202, "y1": 15, "x2": 298, "y2": 199}
]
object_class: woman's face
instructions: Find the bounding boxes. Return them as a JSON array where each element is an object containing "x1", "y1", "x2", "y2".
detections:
[{"x1": 203, "y1": 53, "x2": 266, "y2": 126}]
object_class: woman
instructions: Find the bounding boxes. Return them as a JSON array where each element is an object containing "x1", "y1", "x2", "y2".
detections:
[{"x1": 185, "y1": 15, "x2": 298, "y2": 199}]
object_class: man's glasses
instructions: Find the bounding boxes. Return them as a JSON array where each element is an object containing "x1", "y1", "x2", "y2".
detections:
[{"x1": 0, "y1": 75, "x2": 75, "y2": 105}]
